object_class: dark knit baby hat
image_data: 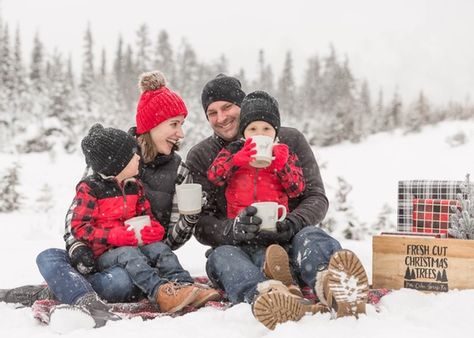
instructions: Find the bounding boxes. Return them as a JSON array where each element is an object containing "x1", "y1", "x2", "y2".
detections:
[
  {"x1": 81, "y1": 123, "x2": 138, "y2": 177},
  {"x1": 239, "y1": 90, "x2": 280, "y2": 136},
  {"x1": 201, "y1": 74, "x2": 246, "y2": 115}
]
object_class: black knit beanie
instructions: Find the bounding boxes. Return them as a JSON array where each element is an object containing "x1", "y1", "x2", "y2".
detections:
[
  {"x1": 201, "y1": 74, "x2": 246, "y2": 116},
  {"x1": 81, "y1": 123, "x2": 138, "y2": 177},
  {"x1": 239, "y1": 91, "x2": 280, "y2": 137}
]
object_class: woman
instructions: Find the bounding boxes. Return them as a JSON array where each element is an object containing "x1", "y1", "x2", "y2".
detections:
[{"x1": 0, "y1": 71, "x2": 217, "y2": 327}]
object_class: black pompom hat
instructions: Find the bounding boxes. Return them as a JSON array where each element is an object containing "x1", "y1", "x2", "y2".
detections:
[{"x1": 81, "y1": 123, "x2": 138, "y2": 177}]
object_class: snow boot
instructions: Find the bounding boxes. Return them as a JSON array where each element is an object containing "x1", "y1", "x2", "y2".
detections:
[
  {"x1": 74, "y1": 292, "x2": 121, "y2": 327},
  {"x1": 252, "y1": 280, "x2": 326, "y2": 330},
  {"x1": 263, "y1": 244, "x2": 303, "y2": 297},
  {"x1": 156, "y1": 282, "x2": 200, "y2": 313},
  {"x1": 315, "y1": 249, "x2": 369, "y2": 319},
  {"x1": 49, "y1": 292, "x2": 120, "y2": 332},
  {"x1": 190, "y1": 284, "x2": 221, "y2": 308},
  {"x1": 0, "y1": 284, "x2": 53, "y2": 307}
]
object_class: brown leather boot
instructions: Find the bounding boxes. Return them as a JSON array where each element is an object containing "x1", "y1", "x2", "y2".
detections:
[
  {"x1": 156, "y1": 283, "x2": 200, "y2": 313},
  {"x1": 263, "y1": 244, "x2": 303, "y2": 297},
  {"x1": 315, "y1": 250, "x2": 369, "y2": 319},
  {"x1": 252, "y1": 280, "x2": 325, "y2": 330},
  {"x1": 190, "y1": 284, "x2": 221, "y2": 308}
]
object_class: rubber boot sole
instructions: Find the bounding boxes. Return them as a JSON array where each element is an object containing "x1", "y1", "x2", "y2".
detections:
[
  {"x1": 252, "y1": 291, "x2": 315, "y2": 330},
  {"x1": 326, "y1": 249, "x2": 369, "y2": 318},
  {"x1": 264, "y1": 244, "x2": 294, "y2": 287}
]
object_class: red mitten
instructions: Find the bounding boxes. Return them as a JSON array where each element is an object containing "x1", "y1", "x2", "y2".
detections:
[
  {"x1": 140, "y1": 224, "x2": 165, "y2": 245},
  {"x1": 232, "y1": 138, "x2": 257, "y2": 167},
  {"x1": 107, "y1": 227, "x2": 138, "y2": 247},
  {"x1": 270, "y1": 143, "x2": 289, "y2": 171}
]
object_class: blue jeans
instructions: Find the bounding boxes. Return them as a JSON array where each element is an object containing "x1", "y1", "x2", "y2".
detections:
[
  {"x1": 206, "y1": 226, "x2": 342, "y2": 304},
  {"x1": 36, "y1": 248, "x2": 141, "y2": 304},
  {"x1": 97, "y1": 242, "x2": 193, "y2": 301}
]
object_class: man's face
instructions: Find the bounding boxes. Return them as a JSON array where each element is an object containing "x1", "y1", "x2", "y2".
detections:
[{"x1": 206, "y1": 101, "x2": 241, "y2": 142}]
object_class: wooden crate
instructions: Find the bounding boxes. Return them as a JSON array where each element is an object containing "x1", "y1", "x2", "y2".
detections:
[{"x1": 372, "y1": 235, "x2": 474, "y2": 292}]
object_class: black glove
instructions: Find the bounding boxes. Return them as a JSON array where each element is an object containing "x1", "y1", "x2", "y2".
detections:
[
  {"x1": 231, "y1": 206, "x2": 262, "y2": 243},
  {"x1": 69, "y1": 244, "x2": 96, "y2": 275},
  {"x1": 253, "y1": 217, "x2": 300, "y2": 246}
]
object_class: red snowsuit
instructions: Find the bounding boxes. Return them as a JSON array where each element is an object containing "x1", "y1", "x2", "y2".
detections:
[
  {"x1": 69, "y1": 175, "x2": 165, "y2": 257},
  {"x1": 207, "y1": 144, "x2": 305, "y2": 218}
]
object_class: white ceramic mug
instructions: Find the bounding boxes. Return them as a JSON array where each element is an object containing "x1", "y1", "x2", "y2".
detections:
[
  {"x1": 124, "y1": 215, "x2": 150, "y2": 246},
  {"x1": 249, "y1": 135, "x2": 274, "y2": 168},
  {"x1": 176, "y1": 183, "x2": 202, "y2": 215},
  {"x1": 251, "y1": 201, "x2": 287, "y2": 232}
]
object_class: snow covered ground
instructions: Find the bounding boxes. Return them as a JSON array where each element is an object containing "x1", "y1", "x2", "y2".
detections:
[{"x1": 1, "y1": 120, "x2": 474, "y2": 337}]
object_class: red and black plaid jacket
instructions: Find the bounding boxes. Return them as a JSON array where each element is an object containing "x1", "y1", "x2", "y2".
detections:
[
  {"x1": 69, "y1": 175, "x2": 164, "y2": 257},
  {"x1": 207, "y1": 145, "x2": 305, "y2": 218}
]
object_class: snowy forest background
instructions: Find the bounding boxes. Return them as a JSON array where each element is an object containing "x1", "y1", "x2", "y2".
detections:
[{"x1": 0, "y1": 14, "x2": 473, "y2": 238}]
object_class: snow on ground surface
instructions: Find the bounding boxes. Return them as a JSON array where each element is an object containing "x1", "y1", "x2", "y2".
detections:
[{"x1": 1, "y1": 120, "x2": 474, "y2": 337}]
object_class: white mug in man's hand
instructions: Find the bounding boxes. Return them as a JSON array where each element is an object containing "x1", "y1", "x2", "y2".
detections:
[
  {"x1": 251, "y1": 201, "x2": 287, "y2": 232},
  {"x1": 124, "y1": 215, "x2": 150, "y2": 246},
  {"x1": 249, "y1": 135, "x2": 274, "y2": 168},
  {"x1": 176, "y1": 183, "x2": 202, "y2": 215}
]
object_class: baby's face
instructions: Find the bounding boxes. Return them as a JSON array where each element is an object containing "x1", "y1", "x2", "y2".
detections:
[{"x1": 244, "y1": 120, "x2": 276, "y2": 139}]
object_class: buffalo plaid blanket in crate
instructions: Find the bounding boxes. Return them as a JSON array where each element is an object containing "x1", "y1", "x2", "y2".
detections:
[{"x1": 398, "y1": 180, "x2": 469, "y2": 232}]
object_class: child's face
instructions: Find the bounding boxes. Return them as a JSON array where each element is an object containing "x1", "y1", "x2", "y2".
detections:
[
  {"x1": 243, "y1": 120, "x2": 276, "y2": 139},
  {"x1": 150, "y1": 115, "x2": 185, "y2": 155},
  {"x1": 118, "y1": 153, "x2": 140, "y2": 180}
]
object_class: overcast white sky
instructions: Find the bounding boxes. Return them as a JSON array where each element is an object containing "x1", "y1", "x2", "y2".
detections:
[{"x1": 2, "y1": 0, "x2": 474, "y2": 104}]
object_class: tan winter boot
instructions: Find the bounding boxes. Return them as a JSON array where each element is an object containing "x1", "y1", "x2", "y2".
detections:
[
  {"x1": 252, "y1": 280, "x2": 326, "y2": 330},
  {"x1": 190, "y1": 284, "x2": 222, "y2": 308},
  {"x1": 156, "y1": 282, "x2": 200, "y2": 313},
  {"x1": 315, "y1": 249, "x2": 369, "y2": 319},
  {"x1": 263, "y1": 244, "x2": 303, "y2": 297}
]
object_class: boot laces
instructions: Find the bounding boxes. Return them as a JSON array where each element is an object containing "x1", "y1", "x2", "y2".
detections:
[{"x1": 161, "y1": 282, "x2": 192, "y2": 296}]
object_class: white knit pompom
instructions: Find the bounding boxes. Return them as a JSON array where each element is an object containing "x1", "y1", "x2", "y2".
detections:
[{"x1": 138, "y1": 70, "x2": 167, "y2": 93}]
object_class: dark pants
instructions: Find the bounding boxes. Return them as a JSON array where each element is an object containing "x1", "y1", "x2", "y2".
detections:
[{"x1": 97, "y1": 242, "x2": 194, "y2": 301}]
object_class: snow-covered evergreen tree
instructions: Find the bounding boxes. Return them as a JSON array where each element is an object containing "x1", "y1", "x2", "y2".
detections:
[
  {"x1": 135, "y1": 23, "x2": 152, "y2": 74},
  {"x1": 0, "y1": 163, "x2": 22, "y2": 212},
  {"x1": 153, "y1": 30, "x2": 175, "y2": 85},
  {"x1": 277, "y1": 51, "x2": 297, "y2": 118},
  {"x1": 80, "y1": 24, "x2": 95, "y2": 113},
  {"x1": 449, "y1": 174, "x2": 474, "y2": 239}
]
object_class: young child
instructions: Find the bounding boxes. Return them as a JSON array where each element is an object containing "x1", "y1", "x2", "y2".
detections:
[
  {"x1": 207, "y1": 90, "x2": 305, "y2": 220},
  {"x1": 71, "y1": 123, "x2": 218, "y2": 313}
]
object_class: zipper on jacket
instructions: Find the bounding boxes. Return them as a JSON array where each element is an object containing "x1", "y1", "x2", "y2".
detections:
[
  {"x1": 253, "y1": 168, "x2": 259, "y2": 202},
  {"x1": 115, "y1": 179, "x2": 129, "y2": 221}
]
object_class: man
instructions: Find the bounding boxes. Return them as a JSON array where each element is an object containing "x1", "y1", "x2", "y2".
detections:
[{"x1": 186, "y1": 74, "x2": 369, "y2": 330}]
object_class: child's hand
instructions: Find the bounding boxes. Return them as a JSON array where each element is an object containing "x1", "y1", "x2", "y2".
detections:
[
  {"x1": 107, "y1": 227, "x2": 138, "y2": 246},
  {"x1": 270, "y1": 143, "x2": 289, "y2": 171},
  {"x1": 232, "y1": 138, "x2": 257, "y2": 167},
  {"x1": 140, "y1": 225, "x2": 164, "y2": 245}
]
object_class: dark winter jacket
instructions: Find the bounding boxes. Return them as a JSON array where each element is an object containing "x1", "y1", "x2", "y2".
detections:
[
  {"x1": 69, "y1": 174, "x2": 164, "y2": 257},
  {"x1": 207, "y1": 140, "x2": 305, "y2": 218},
  {"x1": 139, "y1": 152, "x2": 184, "y2": 228},
  {"x1": 186, "y1": 126, "x2": 328, "y2": 248}
]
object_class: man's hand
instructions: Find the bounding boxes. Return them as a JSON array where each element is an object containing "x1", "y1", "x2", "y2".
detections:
[
  {"x1": 69, "y1": 245, "x2": 96, "y2": 275},
  {"x1": 232, "y1": 206, "x2": 262, "y2": 242}
]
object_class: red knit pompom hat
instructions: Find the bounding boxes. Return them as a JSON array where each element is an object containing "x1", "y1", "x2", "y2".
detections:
[{"x1": 135, "y1": 71, "x2": 188, "y2": 135}]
